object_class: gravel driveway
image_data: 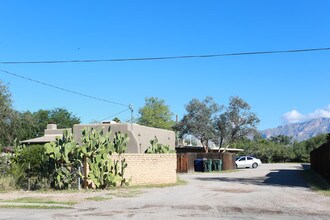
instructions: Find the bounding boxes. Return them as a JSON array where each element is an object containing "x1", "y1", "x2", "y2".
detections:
[{"x1": 1, "y1": 163, "x2": 329, "y2": 219}]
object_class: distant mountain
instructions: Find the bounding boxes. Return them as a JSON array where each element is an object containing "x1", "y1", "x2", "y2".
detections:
[{"x1": 261, "y1": 118, "x2": 330, "y2": 142}]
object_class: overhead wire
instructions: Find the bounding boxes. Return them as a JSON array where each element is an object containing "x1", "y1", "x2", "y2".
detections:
[
  {"x1": 0, "y1": 69, "x2": 129, "y2": 107},
  {"x1": 1, "y1": 46, "x2": 329, "y2": 123},
  {"x1": 92, "y1": 108, "x2": 131, "y2": 129},
  {"x1": 0, "y1": 47, "x2": 329, "y2": 64}
]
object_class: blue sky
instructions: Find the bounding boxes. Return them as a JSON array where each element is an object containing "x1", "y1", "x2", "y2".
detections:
[{"x1": 0, "y1": 1, "x2": 329, "y2": 130}]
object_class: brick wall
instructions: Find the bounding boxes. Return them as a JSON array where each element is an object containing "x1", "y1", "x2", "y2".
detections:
[{"x1": 111, "y1": 153, "x2": 177, "y2": 186}]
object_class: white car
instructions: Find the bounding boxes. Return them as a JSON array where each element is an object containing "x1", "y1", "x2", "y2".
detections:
[{"x1": 235, "y1": 156, "x2": 262, "y2": 169}]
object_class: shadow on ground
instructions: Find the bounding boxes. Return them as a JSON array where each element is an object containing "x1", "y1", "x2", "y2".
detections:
[{"x1": 195, "y1": 164, "x2": 310, "y2": 188}]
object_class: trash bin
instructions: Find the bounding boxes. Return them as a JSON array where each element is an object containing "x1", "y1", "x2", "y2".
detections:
[
  {"x1": 203, "y1": 159, "x2": 212, "y2": 172},
  {"x1": 194, "y1": 159, "x2": 204, "y2": 172},
  {"x1": 212, "y1": 159, "x2": 222, "y2": 171}
]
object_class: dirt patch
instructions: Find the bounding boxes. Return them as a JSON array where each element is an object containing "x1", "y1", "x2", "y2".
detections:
[
  {"x1": 173, "y1": 205, "x2": 212, "y2": 211},
  {"x1": 217, "y1": 206, "x2": 284, "y2": 215},
  {"x1": 1, "y1": 164, "x2": 329, "y2": 219}
]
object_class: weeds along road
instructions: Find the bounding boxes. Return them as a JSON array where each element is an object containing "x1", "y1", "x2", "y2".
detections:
[{"x1": 0, "y1": 163, "x2": 329, "y2": 219}]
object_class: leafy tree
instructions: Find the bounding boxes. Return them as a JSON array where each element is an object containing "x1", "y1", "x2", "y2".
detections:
[
  {"x1": 214, "y1": 112, "x2": 229, "y2": 149},
  {"x1": 214, "y1": 96, "x2": 260, "y2": 149},
  {"x1": 112, "y1": 117, "x2": 121, "y2": 123},
  {"x1": 48, "y1": 108, "x2": 80, "y2": 128},
  {"x1": 303, "y1": 133, "x2": 327, "y2": 152},
  {"x1": 233, "y1": 133, "x2": 328, "y2": 163},
  {"x1": 137, "y1": 97, "x2": 174, "y2": 130},
  {"x1": 26, "y1": 108, "x2": 80, "y2": 138},
  {"x1": 32, "y1": 109, "x2": 53, "y2": 137},
  {"x1": 270, "y1": 135, "x2": 292, "y2": 145},
  {"x1": 14, "y1": 111, "x2": 40, "y2": 141},
  {"x1": 0, "y1": 81, "x2": 18, "y2": 146},
  {"x1": 177, "y1": 97, "x2": 220, "y2": 152},
  {"x1": 0, "y1": 81, "x2": 80, "y2": 146}
]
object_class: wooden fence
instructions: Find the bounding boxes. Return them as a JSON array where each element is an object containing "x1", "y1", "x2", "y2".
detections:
[
  {"x1": 176, "y1": 152, "x2": 236, "y2": 173},
  {"x1": 310, "y1": 142, "x2": 330, "y2": 180}
]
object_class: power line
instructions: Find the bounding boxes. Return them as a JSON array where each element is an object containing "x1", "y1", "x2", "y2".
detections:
[
  {"x1": 94, "y1": 108, "x2": 130, "y2": 125},
  {"x1": 0, "y1": 47, "x2": 329, "y2": 64},
  {"x1": 98, "y1": 108, "x2": 130, "y2": 122},
  {"x1": 0, "y1": 69, "x2": 129, "y2": 107}
]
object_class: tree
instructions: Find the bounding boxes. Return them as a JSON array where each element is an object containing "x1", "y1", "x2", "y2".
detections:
[
  {"x1": 0, "y1": 81, "x2": 18, "y2": 146},
  {"x1": 112, "y1": 117, "x2": 121, "y2": 123},
  {"x1": 0, "y1": 80, "x2": 81, "y2": 146},
  {"x1": 48, "y1": 108, "x2": 80, "y2": 129},
  {"x1": 137, "y1": 97, "x2": 174, "y2": 130},
  {"x1": 30, "y1": 108, "x2": 80, "y2": 137},
  {"x1": 14, "y1": 111, "x2": 40, "y2": 141},
  {"x1": 177, "y1": 97, "x2": 220, "y2": 152},
  {"x1": 270, "y1": 135, "x2": 292, "y2": 145},
  {"x1": 214, "y1": 112, "x2": 229, "y2": 149},
  {"x1": 214, "y1": 96, "x2": 260, "y2": 149}
]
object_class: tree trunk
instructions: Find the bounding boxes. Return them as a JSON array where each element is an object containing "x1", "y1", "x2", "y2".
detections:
[
  {"x1": 218, "y1": 137, "x2": 223, "y2": 153},
  {"x1": 202, "y1": 140, "x2": 209, "y2": 153}
]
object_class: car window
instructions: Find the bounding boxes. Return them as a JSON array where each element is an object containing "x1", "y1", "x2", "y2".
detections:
[
  {"x1": 247, "y1": 157, "x2": 253, "y2": 160},
  {"x1": 238, "y1": 157, "x2": 245, "y2": 161}
]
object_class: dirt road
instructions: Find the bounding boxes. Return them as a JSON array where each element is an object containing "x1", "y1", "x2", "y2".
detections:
[{"x1": 1, "y1": 163, "x2": 329, "y2": 219}]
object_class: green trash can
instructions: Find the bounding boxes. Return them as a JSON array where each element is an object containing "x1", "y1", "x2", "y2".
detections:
[
  {"x1": 203, "y1": 159, "x2": 212, "y2": 172},
  {"x1": 213, "y1": 159, "x2": 222, "y2": 171}
]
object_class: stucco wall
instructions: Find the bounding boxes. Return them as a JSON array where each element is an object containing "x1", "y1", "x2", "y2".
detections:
[
  {"x1": 73, "y1": 123, "x2": 175, "y2": 153},
  {"x1": 111, "y1": 153, "x2": 177, "y2": 185}
]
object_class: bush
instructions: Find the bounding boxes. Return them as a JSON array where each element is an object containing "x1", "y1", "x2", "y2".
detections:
[
  {"x1": 0, "y1": 152, "x2": 11, "y2": 176},
  {"x1": 10, "y1": 144, "x2": 52, "y2": 190},
  {"x1": 0, "y1": 175, "x2": 16, "y2": 191},
  {"x1": 233, "y1": 134, "x2": 328, "y2": 163}
]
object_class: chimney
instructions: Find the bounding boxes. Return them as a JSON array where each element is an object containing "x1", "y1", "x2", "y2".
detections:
[{"x1": 47, "y1": 124, "x2": 57, "y2": 130}]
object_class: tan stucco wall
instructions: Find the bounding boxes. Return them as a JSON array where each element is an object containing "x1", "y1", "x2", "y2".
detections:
[
  {"x1": 110, "y1": 153, "x2": 177, "y2": 185},
  {"x1": 73, "y1": 123, "x2": 175, "y2": 153}
]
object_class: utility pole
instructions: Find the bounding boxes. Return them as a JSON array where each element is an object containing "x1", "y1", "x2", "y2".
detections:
[{"x1": 129, "y1": 104, "x2": 134, "y2": 130}]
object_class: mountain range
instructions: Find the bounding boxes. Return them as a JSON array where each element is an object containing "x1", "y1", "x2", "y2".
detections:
[{"x1": 261, "y1": 118, "x2": 330, "y2": 142}]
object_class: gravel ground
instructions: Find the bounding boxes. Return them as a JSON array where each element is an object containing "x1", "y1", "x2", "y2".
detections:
[{"x1": 0, "y1": 163, "x2": 329, "y2": 219}]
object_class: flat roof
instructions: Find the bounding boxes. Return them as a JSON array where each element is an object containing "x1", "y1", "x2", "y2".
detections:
[{"x1": 20, "y1": 135, "x2": 62, "y2": 144}]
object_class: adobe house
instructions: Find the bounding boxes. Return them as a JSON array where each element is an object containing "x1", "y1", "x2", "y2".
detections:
[
  {"x1": 73, "y1": 123, "x2": 175, "y2": 153},
  {"x1": 21, "y1": 123, "x2": 176, "y2": 153}
]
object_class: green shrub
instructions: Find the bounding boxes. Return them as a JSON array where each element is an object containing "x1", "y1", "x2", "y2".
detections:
[
  {"x1": 0, "y1": 175, "x2": 16, "y2": 191},
  {"x1": 10, "y1": 144, "x2": 52, "y2": 190},
  {"x1": 0, "y1": 153, "x2": 11, "y2": 176}
]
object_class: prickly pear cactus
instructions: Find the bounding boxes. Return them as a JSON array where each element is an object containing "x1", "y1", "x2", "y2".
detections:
[
  {"x1": 145, "y1": 137, "x2": 174, "y2": 154},
  {"x1": 44, "y1": 130, "x2": 79, "y2": 189},
  {"x1": 78, "y1": 128, "x2": 130, "y2": 189}
]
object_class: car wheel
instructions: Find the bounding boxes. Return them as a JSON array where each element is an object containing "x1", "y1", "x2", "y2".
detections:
[{"x1": 252, "y1": 163, "x2": 258, "y2": 168}]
